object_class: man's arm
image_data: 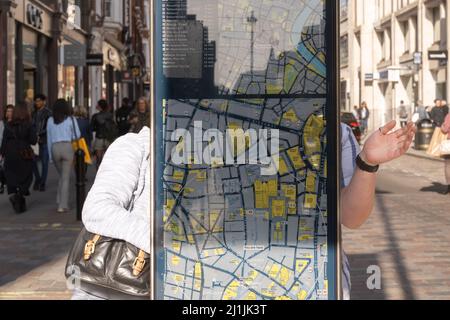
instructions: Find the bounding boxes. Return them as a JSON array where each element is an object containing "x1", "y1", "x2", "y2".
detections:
[{"x1": 341, "y1": 121, "x2": 416, "y2": 229}]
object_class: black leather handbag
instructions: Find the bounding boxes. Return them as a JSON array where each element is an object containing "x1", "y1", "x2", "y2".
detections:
[
  {"x1": 65, "y1": 228, "x2": 150, "y2": 300},
  {"x1": 65, "y1": 161, "x2": 150, "y2": 300}
]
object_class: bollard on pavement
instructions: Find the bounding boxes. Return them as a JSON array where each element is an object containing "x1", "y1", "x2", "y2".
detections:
[{"x1": 74, "y1": 149, "x2": 86, "y2": 221}]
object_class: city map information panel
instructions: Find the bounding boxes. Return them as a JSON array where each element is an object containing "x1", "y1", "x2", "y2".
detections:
[{"x1": 152, "y1": 0, "x2": 340, "y2": 300}]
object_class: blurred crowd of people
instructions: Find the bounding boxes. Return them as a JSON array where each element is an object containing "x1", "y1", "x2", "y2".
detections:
[{"x1": 0, "y1": 95, "x2": 150, "y2": 214}]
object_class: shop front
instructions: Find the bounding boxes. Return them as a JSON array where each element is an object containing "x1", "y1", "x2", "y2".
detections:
[
  {"x1": 14, "y1": 0, "x2": 58, "y2": 109},
  {"x1": 102, "y1": 41, "x2": 127, "y2": 111},
  {"x1": 60, "y1": 29, "x2": 89, "y2": 109}
]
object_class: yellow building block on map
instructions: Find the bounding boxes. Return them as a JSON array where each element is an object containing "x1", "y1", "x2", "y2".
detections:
[
  {"x1": 223, "y1": 281, "x2": 240, "y2": 300},
  {"x1": 244, "y1": 292, "x2": 257, "y2": 300},
  {"x1": 278, "y1": 158, "x2": 289, "y2": 175},
  {"x1": 172, "y1": 170, "x2": 184, "y2": 181},
  {"x1": 279, "y1": 267, "x2": 291, "y2": 286},
  {"x1": 296, "y1": 260, "x2": 308, "y2": 274},
  {"x1": 283, "y1": 108, "x2": 299, "y2": 123},
  {"x1": 274, "y1": 222, "x2": 283, "y2": 241},
  {"x1": 173, "y1": 274, "x2": 184, "y2": 284},
  {"x1": 267, "y1": 179, "x2": 278, "y2": 197},
  {"x1": 171, "y1": 255, "x2": 180, "y2": 266},
  {"x1": 172, "y1": 240, "x2": 181, "y2": 253},
  {"x1": 268, "y1": 264, "x2": 280, "y2": 279},
  {"x1": 287, "y1": 201, "x2": 297, "y2": 215},
  {"x1": 306, "y1": 172, "x2": 317, "y2": 193},
  {"x1": 272, "y1": 199, "x2": 286, "y2": 218},
  {"x1": 190, "y1": 170, "x2": 205, "y2": 181},
  {"x1": 187, "y1": 234, "x2": 195, "y2": 244},
  {"x1": 266, "y1": 83, "x2": 282, "y2": 95},
  {"x1": 298, "y1": 235, "x2": 314, "y2": 241},
  {"x1": 304, "y1": 194, "x2": 317, "y2": 209},
  {"x1": 281, "y1": 184, "x2": 296, "y2": 201},
  {"x1": 309, "y1": 154, "x2": 322, "y2": 171},
  {"x1": 287, "y1": 147, "x2": 305, "y2": 170},
  {"x1": 194, "y1": 279, "x2": 201, "y2": 290},
  {"x1": 194, "y1": 262, "x2": 202, "y2": 279},
  {"x1": 298, "y1": 290, "x2": 308, "y2": 300},
  {"x1": 254, "y1": 180, "x2": 269, "y2": 209},
  {"x1": 214, "y1": 248, "x2": 225, "y2": 256},
  {"x1": 164, "y1": 199, "x2": 175, "y2": 222}
]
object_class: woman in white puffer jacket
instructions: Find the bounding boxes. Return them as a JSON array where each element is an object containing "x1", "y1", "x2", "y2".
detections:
[{"x1": 71, "y1": 126, "x2": 150, "y2": 300}]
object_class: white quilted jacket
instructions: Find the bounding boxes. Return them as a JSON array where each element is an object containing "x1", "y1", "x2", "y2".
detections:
[{"x1": 82, "y1": 127, "x2": 150, "y2": 253}]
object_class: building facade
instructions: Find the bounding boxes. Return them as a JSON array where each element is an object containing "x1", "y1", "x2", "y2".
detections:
[
  {"x1": 0, "y1": 0, "x2": 149, "y2": 118},
  {"x1": 340, "y1": 0, "x2": 450, "y2": 131}
]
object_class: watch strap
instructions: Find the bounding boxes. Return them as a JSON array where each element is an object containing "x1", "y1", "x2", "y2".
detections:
[{"x1": 356, "y1": 154, "x2": 379, "y2": 173}]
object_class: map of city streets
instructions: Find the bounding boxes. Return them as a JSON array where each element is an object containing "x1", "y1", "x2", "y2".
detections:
[{"x1": 158, "y1": 0, "x2": 331, "y2": 300}]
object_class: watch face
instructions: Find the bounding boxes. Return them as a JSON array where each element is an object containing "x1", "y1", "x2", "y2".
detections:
[{"x1": 152, "y1": 0, "x2": 339, "y2": 300}]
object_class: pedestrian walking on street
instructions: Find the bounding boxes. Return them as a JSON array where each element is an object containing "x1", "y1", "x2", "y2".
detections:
[
  {"x1": 128, "y1": 97, "x2": 150, "y2": 134},
  {"x1": 352, "y1": 105, "x2": 361, "y2": 122},
  {"x1": 91, "y1": 100, "x2": 117, "y2": 169},
  {"x1": 32, "y1": 94, "x2": 52, "y2": 192},
  {"x1": 0, "y1": 103, "x2": 38, "y2": 214},
  {"x1": 73, "y1": 106, "x2": 92, "y2": 149},
  {"x1": 359, "y1": 102, "x2": 370, "y2": 135},
  {"x1": 0, "y1": 105, "x2": 15, "y2": 194},
  {"x1": 415, "y1": 101, "x2": 429, "y2": 122},
  {"x1": 398, "y1": 100, "x2": 409, "y2": 128},
  {"x1": 115, "y1": 97, "x2": 133, "y2": 136},
  {"x1": 440, "y1": 113, "x2": 450, "y2": 195},
  {"x1": 427, "y1": 99, "x2": 449, "y2": 157},
  {"x1": 47, "y1": 99, "x2": 81, "y2": 214}
]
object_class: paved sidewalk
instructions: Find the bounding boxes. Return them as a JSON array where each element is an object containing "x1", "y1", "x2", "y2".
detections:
[
  {"x1": 0, "y1": 164, "x2": 95, "y2": 300},
  {"x1": 344, "y1": 153, "x2": 450, "y2": 300}
]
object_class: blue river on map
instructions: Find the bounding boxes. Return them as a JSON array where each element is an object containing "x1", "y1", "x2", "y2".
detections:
[{"x1": 291, "y1": 0, "x2": 326, "y2": 77}]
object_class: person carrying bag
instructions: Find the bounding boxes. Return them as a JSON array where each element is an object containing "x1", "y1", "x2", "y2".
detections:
[
  {"x1": 70, "y1": 117, "x2": 92, "y2": 165},
  {"x1": 66, "y1": 126, "x2": 151, "y2": 300}
]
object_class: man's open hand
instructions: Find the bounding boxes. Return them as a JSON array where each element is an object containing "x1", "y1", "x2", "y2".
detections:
[{"x1": 360, "y1": 120, "x2": 417, "y2": 166}]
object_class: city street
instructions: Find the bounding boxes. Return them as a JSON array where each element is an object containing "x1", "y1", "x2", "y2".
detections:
[
  {"x1": 0, "y1": 165, "x2": 90, "y2": 300},
  {"x1": 344, "y1": 152, "x2": 450, "y2": 300},
  {"x1": 0, "y1": 151, "x2": 448, "y2": 300}
]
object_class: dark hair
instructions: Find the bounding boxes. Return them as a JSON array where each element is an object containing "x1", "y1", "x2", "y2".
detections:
[
  {"x1": 12, "y1": 103, "x2": 31, "y2": 124},
  {"x1": 35, "y1": 94, "x2": 47, "y2": 101},
  {"x1": 53, "y1": 99, "x2": 72, "y2": 125},
  {"x1": 97, "y1": 99, "x2": 109, "y2": 112},
  {"x1": 3, "y1": 104, "x2": 14, "y2": 120}
]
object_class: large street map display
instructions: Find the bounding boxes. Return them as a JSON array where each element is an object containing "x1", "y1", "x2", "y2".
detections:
[{"x1": 155, "y1": 0, "x2": 333, "y2": 300}]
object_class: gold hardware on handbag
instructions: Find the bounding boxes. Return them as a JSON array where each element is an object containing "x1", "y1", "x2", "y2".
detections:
[
  {"x1": 132, "y1": 250, "x2": 146, "y2": 276},
  {"x1": 83, "y1": 235, "x2": 101, "y2": 261}
]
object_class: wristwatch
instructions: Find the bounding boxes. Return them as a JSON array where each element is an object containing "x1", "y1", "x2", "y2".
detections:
[{"x1": 356, "y1": 154, "x2": 379, "y2": 173}]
